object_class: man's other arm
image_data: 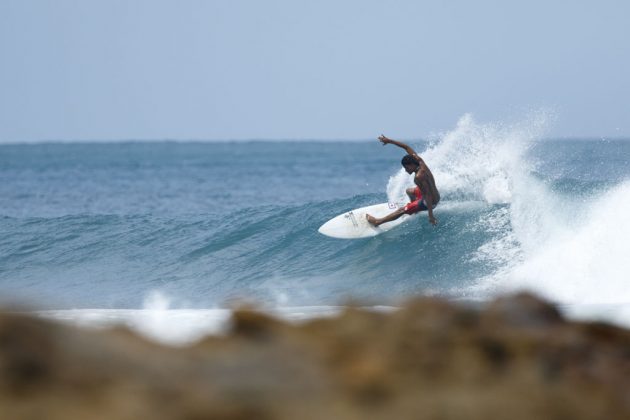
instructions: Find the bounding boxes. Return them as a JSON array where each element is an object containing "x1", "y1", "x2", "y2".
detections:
[{"x1": 378, "y1": 135, "x2": 425, "y2": 163}]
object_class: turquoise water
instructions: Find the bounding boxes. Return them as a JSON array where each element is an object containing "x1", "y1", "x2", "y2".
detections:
[{"x1": 2, "y1": 119, "x2": 630, "y2": 313}]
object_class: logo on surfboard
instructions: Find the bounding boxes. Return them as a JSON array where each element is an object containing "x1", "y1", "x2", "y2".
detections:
[{"x1": 344, "y1": 211, "x2": 359, "y2": 227}]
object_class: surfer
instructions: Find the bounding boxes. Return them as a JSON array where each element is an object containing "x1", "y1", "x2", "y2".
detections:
[{"x1": 366, "y1": 135, "x2": 440, "y2": 226}]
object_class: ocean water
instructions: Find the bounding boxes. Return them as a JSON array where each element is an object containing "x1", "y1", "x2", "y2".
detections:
[{"x1": 2, "y1": 115, "x2": 630, "y2": 343}]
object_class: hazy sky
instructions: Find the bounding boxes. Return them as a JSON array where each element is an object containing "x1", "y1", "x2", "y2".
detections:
[{"x1": 1, "y1": 0, "x2": 629, "y2": 142}]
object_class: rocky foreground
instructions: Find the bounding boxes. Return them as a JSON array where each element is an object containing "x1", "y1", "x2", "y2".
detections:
[{"x1": 1, "y1": 294, "x2": 630, "y2": 420}]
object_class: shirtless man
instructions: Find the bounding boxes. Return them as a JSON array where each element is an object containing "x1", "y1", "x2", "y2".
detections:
[{"x1": 366, "y1": 135, "x2": 440, "y2": 226}]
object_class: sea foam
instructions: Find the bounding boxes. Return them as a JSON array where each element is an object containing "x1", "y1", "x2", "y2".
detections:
[{"x1": 405, "y1": 114, "x2": 630, "y2": 316}]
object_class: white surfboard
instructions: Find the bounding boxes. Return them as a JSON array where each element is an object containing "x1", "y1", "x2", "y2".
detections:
[{"x1": 318, "y1": 202, "x2": 410, "y2": 239}]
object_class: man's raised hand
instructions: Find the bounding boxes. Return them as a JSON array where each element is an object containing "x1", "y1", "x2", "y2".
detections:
[{"x1": 378, "y1": 135, "x2": 392, "y2": 145}]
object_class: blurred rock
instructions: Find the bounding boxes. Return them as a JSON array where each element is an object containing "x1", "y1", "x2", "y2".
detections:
[{"x1": 1, "y1": 293, "x2": 630, "y2": 419}]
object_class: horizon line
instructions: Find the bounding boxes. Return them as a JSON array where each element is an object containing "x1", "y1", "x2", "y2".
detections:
[{"x1": 1, "y1": 136, "x2": 630, "y2": 146}]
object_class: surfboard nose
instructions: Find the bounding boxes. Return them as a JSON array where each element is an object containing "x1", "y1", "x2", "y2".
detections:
[{"x1": 317, "y1": 219, "x2": 336, "y2": 237}]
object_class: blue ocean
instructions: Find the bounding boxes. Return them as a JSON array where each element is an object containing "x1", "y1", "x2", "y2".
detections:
[{"x1": 2, "y1": 115, "x2": 630, "y2": 342}]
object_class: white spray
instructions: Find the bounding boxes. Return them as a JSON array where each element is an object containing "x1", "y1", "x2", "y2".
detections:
[{"x1": 386, "y1": 113, "x2": 630, "y2": 310}]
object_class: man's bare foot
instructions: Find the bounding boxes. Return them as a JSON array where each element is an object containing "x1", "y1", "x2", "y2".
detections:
[{"x1": 366, "y1": 214, "x2": 380, "y2": 227}]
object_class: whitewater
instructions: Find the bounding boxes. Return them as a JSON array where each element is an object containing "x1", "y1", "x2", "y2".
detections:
[{"x1": 1, "y1": 114, "x2": 629, "y2": 344}]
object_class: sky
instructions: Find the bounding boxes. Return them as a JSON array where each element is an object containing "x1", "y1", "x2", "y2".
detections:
[{"x1": 1, "y1": 0, "x2": 629, "y2": 142}]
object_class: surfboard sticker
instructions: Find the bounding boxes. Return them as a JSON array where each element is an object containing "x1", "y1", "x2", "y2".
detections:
[{"x1": 345, "y1": 211, "x2": 359, "y2": 228}]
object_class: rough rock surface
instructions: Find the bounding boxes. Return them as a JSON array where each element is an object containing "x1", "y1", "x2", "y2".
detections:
[{"x1": 1, "y1": 293, "x2": 630, "y2": 419}]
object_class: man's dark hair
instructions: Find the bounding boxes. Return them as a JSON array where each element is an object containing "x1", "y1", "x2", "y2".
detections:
[{"x1": 401, "y1": 154, "x2": 419, "y2": 167}]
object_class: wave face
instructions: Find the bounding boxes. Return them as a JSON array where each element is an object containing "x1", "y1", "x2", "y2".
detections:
[{"x1": 1, "y1": 120, "x2": 630, "y2": 310}]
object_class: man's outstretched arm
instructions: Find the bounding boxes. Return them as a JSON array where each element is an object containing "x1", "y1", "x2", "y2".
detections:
[{"x1": 378, "y1": 135, "x2": 424, "y2": 163}]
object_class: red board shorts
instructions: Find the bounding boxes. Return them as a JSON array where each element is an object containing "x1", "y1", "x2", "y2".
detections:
[{"x1": 403, "y1": 186, "x2": 436, "y2": 215}]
